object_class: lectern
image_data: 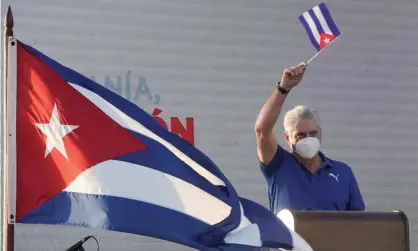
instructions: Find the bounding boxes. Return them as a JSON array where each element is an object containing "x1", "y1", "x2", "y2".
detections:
[{"x1": 278, "y1": 210, "x2": 410, "y2": 251}]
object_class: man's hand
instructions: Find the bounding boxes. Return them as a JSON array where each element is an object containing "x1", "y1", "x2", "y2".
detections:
[{"x1": 280, "y1": 62, "x2": 307, "y2": 91}]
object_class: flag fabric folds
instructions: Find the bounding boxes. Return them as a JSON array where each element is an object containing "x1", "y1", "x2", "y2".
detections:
[
  {"x1": 7, "y1": 38, "x2": 313, "y2": 251},
  {"x1": 299, "y1": 2, "x2": 341, "y2": 51}
]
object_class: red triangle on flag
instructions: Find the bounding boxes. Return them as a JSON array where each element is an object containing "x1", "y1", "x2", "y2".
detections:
[
  {"x1": 16, "y1": 43, "x2": 147, "y2": 220},
  {"x1": 319, "y1": 33, "x2": 336, "y2": 50}
]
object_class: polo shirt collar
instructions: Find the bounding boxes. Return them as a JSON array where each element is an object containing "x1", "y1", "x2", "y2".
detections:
[{"x1": 319, "y1": 151, "x2": 333, "y2": 168}]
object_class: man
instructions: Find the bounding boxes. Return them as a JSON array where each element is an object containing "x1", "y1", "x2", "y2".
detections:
[{"x1": 254, "y1": 62, "x2": 365, "y2": 215}]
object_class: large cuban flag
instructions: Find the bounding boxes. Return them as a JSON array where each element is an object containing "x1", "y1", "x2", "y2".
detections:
[{"x1": 4, "y1": 37, "x2": 313, "y2": 251}]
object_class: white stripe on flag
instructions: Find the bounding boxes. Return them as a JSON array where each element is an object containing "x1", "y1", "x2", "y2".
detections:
[
  {"x1": 68, "y1": 82, "x2": 226, "y2": 187},
  {"x1": 224, "y1": 202, "x2": 261, "y2": 246},
  {"x1": 312, "y1": 5, "x2": 333, "y2": 35},
  {"x1": 64, "y1": 160, "x2": 232, "y2": 225},
  {"x1": 302, "y1": 12, "x2": 320, "y2": 44}
]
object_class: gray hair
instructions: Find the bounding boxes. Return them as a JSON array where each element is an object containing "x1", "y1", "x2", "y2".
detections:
[{"x1": 283, "y1": 105, "x2": 321, "y2": 133}]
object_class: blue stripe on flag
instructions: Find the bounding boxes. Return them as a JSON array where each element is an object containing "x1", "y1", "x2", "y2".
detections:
[
  {"x1": 319, "y1": 2, "x2": 341, "y2": 36},
  {"x1": 308, "y1": 9, "x2": 324, "y2": 35},
  {"x1": 298, "y1": 15, "x2": 320, "y2": 51},
  {"x1": 18, "y1": 192, "x2": 212, "y2": 251}
]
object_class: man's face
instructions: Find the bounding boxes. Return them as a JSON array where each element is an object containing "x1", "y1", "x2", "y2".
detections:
[{"x1": 285, "y1": 118, "x2": 321, "y2": 148}]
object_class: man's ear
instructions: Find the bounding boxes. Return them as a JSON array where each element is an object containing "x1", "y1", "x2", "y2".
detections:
[
  {"x1": 318, "y1": 127, "x2": 323, "y2": 140},
  {"x1": 284, "y1": 131, "x2": 291, "y2": 145}
]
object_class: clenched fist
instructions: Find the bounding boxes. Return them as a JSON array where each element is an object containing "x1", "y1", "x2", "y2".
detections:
[{"x1": 279, "y1": 62, "x2": 307, "y2": 91}]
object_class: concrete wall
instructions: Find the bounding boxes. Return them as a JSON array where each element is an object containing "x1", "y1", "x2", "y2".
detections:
[{"x1": 1, "y1": 0, "x2": 418, "y2": 250}]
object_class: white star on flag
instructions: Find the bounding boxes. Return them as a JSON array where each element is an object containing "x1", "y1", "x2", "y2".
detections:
[
  {"x1": 324, "y1": 38, "x2": 330, "y2": 44},
  {"x1": 35, "y1": 104, "x2": 79, "y2": 160}
]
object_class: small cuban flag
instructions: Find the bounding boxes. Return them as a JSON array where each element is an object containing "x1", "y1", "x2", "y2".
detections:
[{"x1": 299, "y1": 2, "x2": 341, "y2": 52}]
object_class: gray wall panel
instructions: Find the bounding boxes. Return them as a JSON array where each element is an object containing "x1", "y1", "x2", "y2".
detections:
[{"x1": 1, "y1": 0, "x2": 417, "y2": 250}]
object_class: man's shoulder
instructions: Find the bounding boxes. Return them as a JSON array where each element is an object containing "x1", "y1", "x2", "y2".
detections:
[
  {"x1": 259, "y1": 144, "x2": 294, "y2": 177},
  {"x1": 328, "y1": 158, "x2": 352, "y2": 169},
  {"x1": 322, "y1": 153, "x2": 355, "y2": 174}
]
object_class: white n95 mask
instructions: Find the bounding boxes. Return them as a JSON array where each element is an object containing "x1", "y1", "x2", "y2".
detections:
[{"x1": 294, "y1": 137, "x2": 320, "y2": 159}]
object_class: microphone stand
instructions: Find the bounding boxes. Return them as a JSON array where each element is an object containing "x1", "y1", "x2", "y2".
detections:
[{"x1": 65, "y1": 236, "x2": 99, "y2": 251}]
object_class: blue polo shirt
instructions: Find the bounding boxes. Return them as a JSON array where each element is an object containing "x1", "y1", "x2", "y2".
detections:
[{"x1": 260, "y1": 145, "x2": 365, "y2": 214}]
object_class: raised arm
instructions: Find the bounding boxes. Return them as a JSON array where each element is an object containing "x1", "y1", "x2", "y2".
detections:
[{"x1": 254, "y1": 62, "x2": 307, "y2": 166}]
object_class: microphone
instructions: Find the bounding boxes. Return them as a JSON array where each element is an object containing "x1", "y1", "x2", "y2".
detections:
[{"x1": 65, "y1": 236, "x2": 96, "y2": 251}]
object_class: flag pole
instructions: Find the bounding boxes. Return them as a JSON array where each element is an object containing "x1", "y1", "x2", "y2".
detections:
[{"x1": 2, "y1": 5, "x2": 15, "y2": 251}]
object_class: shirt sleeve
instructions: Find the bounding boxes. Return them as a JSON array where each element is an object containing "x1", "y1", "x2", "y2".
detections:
[
  {"x1": 347, "y1": 171, "x2": 366, "y2": 211},
  {"x1": 259, "y1": 144, "x2": 286, "y2": 179}
]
